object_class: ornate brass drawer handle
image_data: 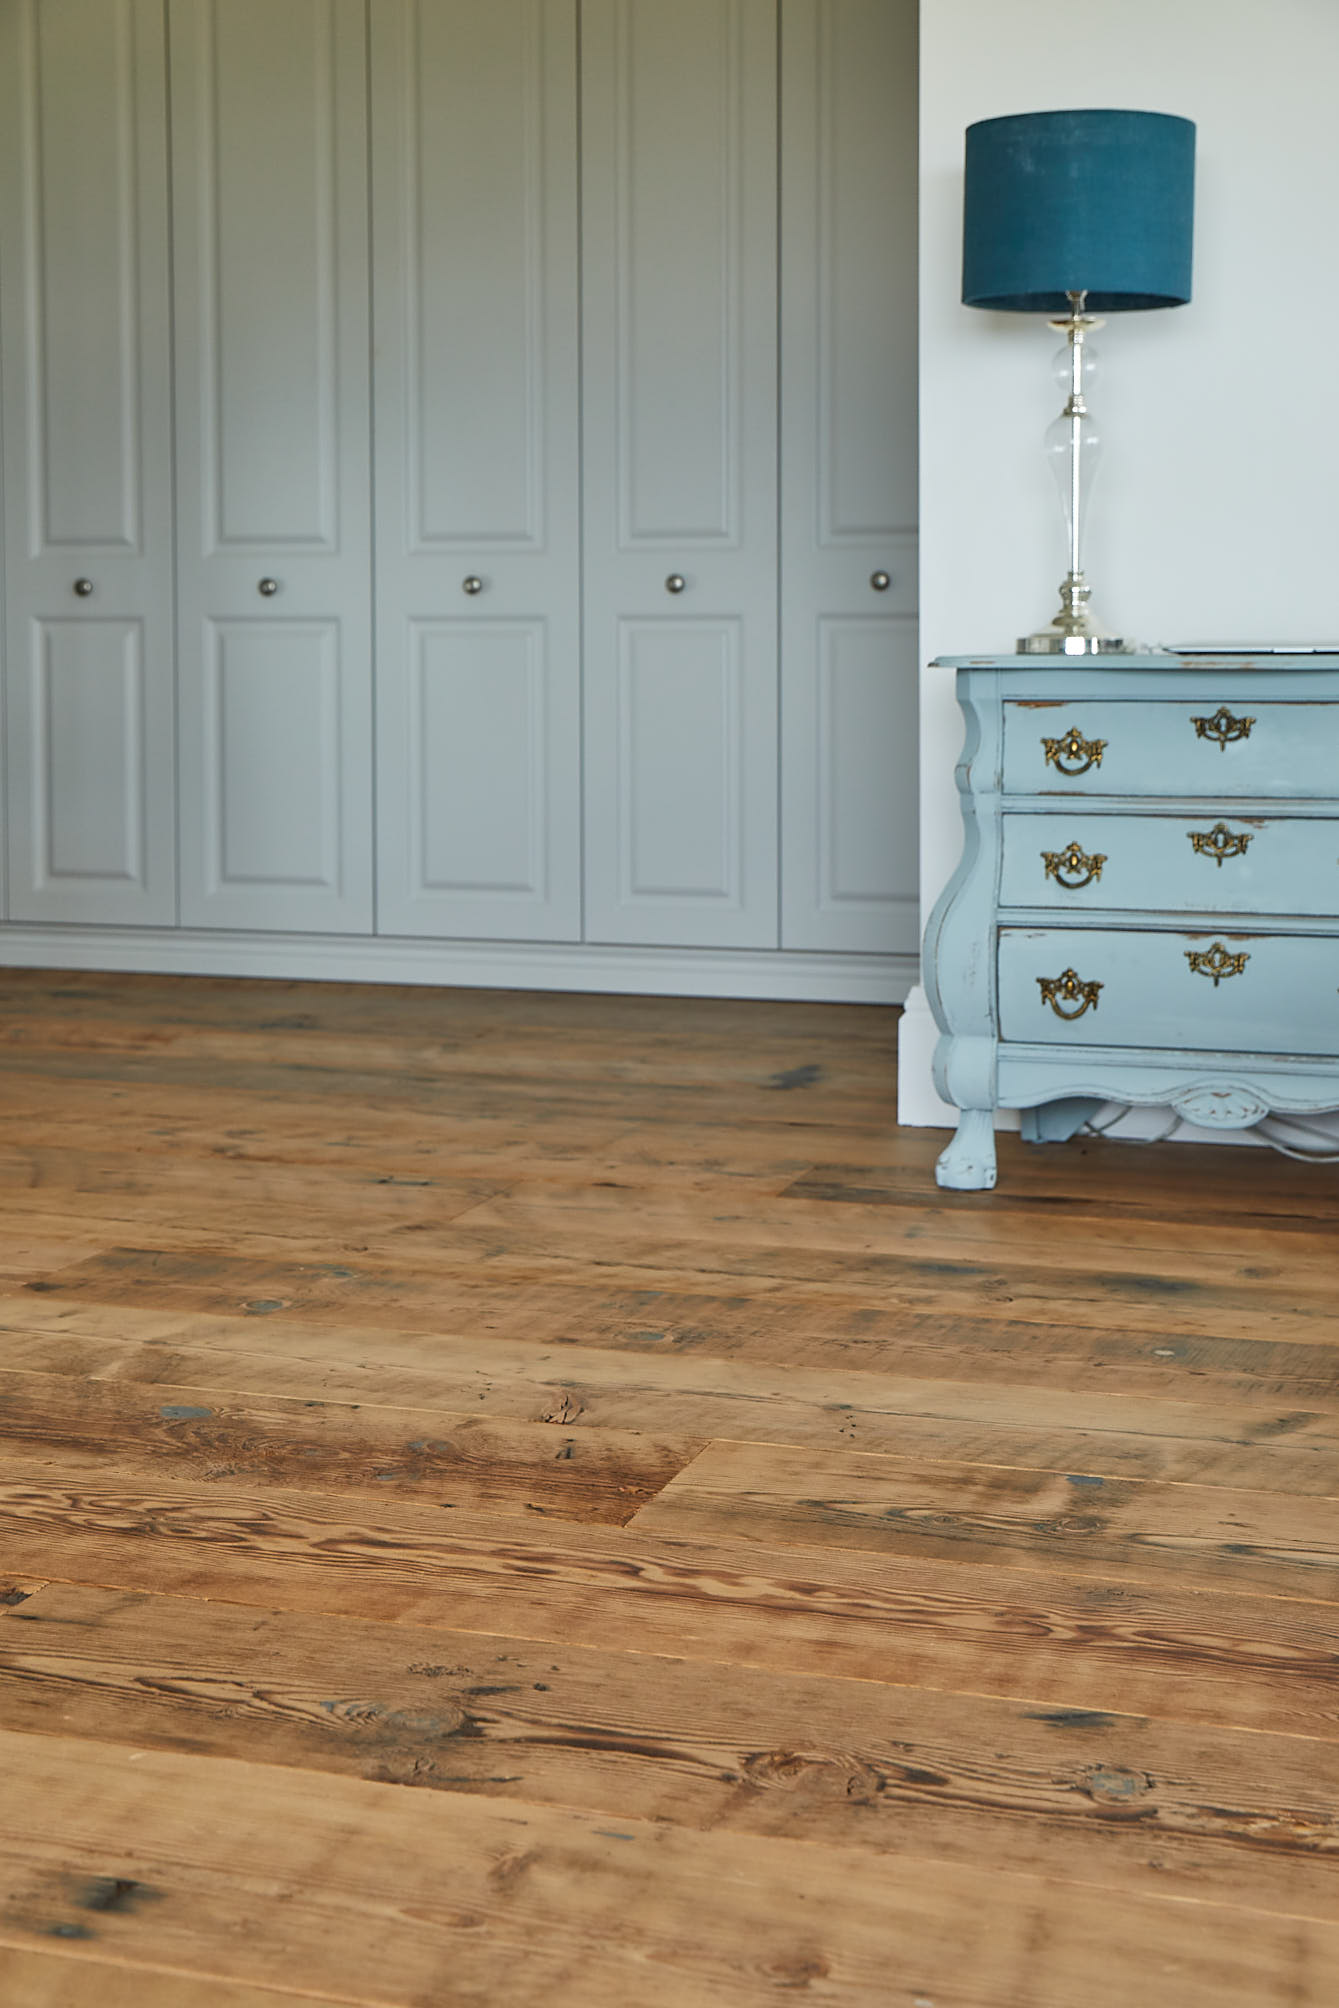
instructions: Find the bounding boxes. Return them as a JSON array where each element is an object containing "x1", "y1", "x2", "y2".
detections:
[
  {"x1": 1192, "y1": 706, "x2": 1255, "y2": 750},
  {"x1": 1042, "y1": 726, "x2": 1106, "y2": 776},
  {"x1": 1185, "y1": 941, "x2": 1250, "y2": 986},
  {"x1": 1188, "y1": 822, "x2": 1252, "y2": 866},
  {"x1": 1038, "y1": 968, "x2": 1103, "y2": 1020},
  {"x1": 1042, "y1": 840, "x2": 1107, "y2": 889}
]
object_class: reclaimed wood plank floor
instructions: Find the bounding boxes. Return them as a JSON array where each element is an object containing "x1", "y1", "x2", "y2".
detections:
[{"x1": 1, "y1": 969, "x2": 1337, "y2": 2006}]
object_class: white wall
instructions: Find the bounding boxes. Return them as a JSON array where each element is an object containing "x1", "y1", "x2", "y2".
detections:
[{"x1": 902, "y1": 0, "x2": 1339, "y2": 1127}]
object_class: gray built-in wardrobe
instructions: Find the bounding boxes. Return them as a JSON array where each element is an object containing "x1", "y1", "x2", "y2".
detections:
[{"x1": 0, "y1": 0, "x2": 917, "y2": 1002}]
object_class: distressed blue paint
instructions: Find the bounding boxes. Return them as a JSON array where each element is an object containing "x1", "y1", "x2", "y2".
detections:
[
  {"x1": 925, "y1": 653, "x2": 1339, "y2": 1190},
  {"x1": 1001, "y1": 696, "x2": 1339, "y2": 797},
  {"x1": 999, "y1": 927, "x2": 1339, "y2": 1056},
  {"x1": 1000, "y1": 811, "x2": 1339, "y2": 916}
]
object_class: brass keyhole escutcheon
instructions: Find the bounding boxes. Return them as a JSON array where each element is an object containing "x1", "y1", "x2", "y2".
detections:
[
  {"x1": 1038, "y1": 968, "x2": 1103, "y2": 1020},
  {"x1": 1188, "y1": 822, "x2": 1252, "y2": 867},
  {"x1": 1042, "y1": 727, "x2": 1106, "y2": 777},
  {"x1": 1042, "y1": 840, "x2": 1106, "y2": 890},
  {"x1": 1185, "y1": 941, "x2": 1250, "y2": 986},
  {"x1": 1192, "y1": 706, "x2": 1255, "y2": 750}
]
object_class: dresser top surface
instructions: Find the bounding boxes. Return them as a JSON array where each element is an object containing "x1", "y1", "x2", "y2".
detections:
[
  {"x1": 933, "y1": 653, "x2": 1339, "y2": 702},
  {"x1": 935, "y1": 652, "x2": 1339, "y2": 672}
]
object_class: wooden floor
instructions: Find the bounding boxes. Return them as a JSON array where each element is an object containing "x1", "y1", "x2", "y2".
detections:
[{"x1": 1, "y1": 971, "x2": 1338, "y2": 2006}]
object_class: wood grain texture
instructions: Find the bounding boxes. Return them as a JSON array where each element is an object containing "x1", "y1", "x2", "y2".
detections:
[
  {"x1": 0, "y1": 969, "x2": 1337, "y2": 2004},
  {"x1": 21, "y1": 1212, "x2": 1324, "y2": 1347},
  {"x1": 1, "y1": 1584, "x2": 47, "y2": 1611},
  {"x1": 5, "y1": 1463, "x2": 1339, "y2": 1737},
  {"x1": 4, "y1": 1584, "x2": 1338, "y2": 1920},
  {"x1": 0, "y1": 1946, "x2": 351, "y2": 2008},
  {"x1": 2, "y1": 1726, "x2": 1337, "y2": 2008},
  {"x1": 0, "y1": 1367, "x2": 694, "y2": 1526},
  {"x1": 18, "y1": 1237, "x2": 1339, "y2": 1402},
  {"x1": 6, "y1": 1309, "x2": 1337, "y2": 1493},
  {"x1": 630, "y1": 1437, "x2": 1339, "y2": 1599}
]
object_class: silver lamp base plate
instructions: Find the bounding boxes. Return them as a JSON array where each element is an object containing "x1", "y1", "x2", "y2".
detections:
[{"x1": 1017, "y1": 630, "x2": 1135, "y2": 656}]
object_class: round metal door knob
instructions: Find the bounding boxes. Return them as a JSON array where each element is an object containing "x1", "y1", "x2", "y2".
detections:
[
  {"x1": 257, "y1": 577, "x2": 280, "y2": 597},
  {"x1": 665, "y1": 574, "x2": 686, "y2": 595},
  {"x1": 462, "y1": 575, "x2": 485, "y2": 595},
  {"x1": 73, "y1": 578, "x2": 94, "y2": 597},
  {"x1": 870, "y1": 570, "x2": 891, "y2": 592}
]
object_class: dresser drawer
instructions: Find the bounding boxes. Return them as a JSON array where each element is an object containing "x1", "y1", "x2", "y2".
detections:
[
  {"x1": 1002, "y1": 700, "x2": 1339, "y2": 797},
  {"x1": 1000, "y1": 812, "x2": 1339, "y2": 915},
  {"x1": 998, "y1": 926, "x2": 1339, "y2": 1056}
]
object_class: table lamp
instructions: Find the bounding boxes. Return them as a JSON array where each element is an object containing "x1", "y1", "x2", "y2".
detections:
[{"x1": 962, "y1": 108, "x2": 1195, "y2": 654}]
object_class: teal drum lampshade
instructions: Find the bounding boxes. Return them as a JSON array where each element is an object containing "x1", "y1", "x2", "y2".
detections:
[{"x1": 962, "y1": 109, "x2": 1195, "y2": 312}]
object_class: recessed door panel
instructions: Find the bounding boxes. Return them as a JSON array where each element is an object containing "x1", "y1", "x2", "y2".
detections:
[
  {"x1": 193, "y1": 0, "x2": 341, "y2": 548},
  {"x1": 583, "y1": 0, "x2": 777, "y2": 947},
  {"x1": 27, "y1": 0, "x2": 145, "y2": 551},
  {"x1": 816, "y1": 616, "x2": 919, "y2": 910},
  {"x1": 203, "y1": 620, "x2": 341, "y2": 896},
  {"x1": 780, "y1": 0, "x2": 919, "y2": 952},
  {"x1": 621, "y1": 620, "x2": 741, "y2": 905},
  {"x1": 607, "y1": 0, "x2": 747, "y2": 545},
  {"x1": 411, "y1": 621, "x2": 547, "y2": 899},
  {"x1": 807, "y1": 0, "x2": 917, "y2": 543},
  {"x1": 0, "y1": 0, "x2": 175, "y2": 923},
  {"x1": 373, "y1": 0, "x2": 580, "y2": 941},
  {"x1": 173, "y1": 0, "x2": 371, "y2": 932},
  {"x1": 26, "y1": 618, "x2": 146, "y2": 899},
  {"x1": 401, "y1": 2, "x2": 551, "y2": 549}
]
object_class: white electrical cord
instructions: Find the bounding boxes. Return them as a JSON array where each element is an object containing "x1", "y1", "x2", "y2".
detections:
[
  {"x1": 1079, "y1": 1103, "x2": 1339, "y2": 1163},
  {"x1": 1254, "y1": 1115, "x2": 1339, "y2": 1164},
  {"x1": 1079, "y1": 1103, "x2": 1187, "y2": 1144}
]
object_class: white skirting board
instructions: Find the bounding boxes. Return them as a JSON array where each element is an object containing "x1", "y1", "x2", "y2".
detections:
[
  {"x1": 897, "y1": 981, "x2": 1339, "y2": 1152},
  {"x1": 0, "y1": 926, "x2": 917, "y2": 1008}
]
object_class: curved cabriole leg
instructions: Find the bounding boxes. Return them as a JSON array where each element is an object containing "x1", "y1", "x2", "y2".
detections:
[{"x1": 935, "y1": 1107, "x2": 996, "y2": 1190}]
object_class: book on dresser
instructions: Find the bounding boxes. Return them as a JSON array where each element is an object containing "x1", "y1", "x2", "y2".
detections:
[{"x1": 924, "y1": 651, "x2": 1339, "y2": 1190}]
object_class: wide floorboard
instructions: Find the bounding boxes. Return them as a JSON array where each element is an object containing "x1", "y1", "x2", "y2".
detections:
[{"x1": 1, "y1": 970, "x2": 1337, "y2": 2005}]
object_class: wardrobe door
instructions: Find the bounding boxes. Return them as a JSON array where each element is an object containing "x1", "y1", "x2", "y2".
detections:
[
  {"x1": 581, "y1": 0, "x2": 779, "y2": 949},
  {"x1": 372, "y1": 0, "x2": 580, "y2": 941},
  {"x1": 779, "y1": 0, "x2": 919, "y2": 955},
  {"x1": 0, "y1": 0, "x2": 176, "y2": 925},
  {"x1": 171, "y1": 0, "x2": 372, "y2": 933}
]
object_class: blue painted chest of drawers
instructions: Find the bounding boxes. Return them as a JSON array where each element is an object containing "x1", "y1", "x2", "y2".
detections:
[{"x1": 924, "y1": 653, "x2": 1339, "y2": 1189}]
